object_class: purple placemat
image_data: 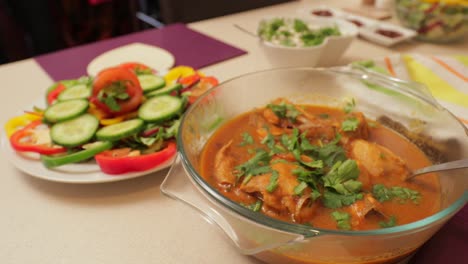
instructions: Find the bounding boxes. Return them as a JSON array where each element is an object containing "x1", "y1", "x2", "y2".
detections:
[
  {"x1": 410, "y1": 204, "x2": 467, "y2": 264},
  {"x1": 35, "y1": 23, "x2": 247, "y2": 81}
]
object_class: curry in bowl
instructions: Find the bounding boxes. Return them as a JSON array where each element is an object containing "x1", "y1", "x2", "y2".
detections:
[{"x1": 200, "y1": 98, "x2": 440, "y2": 231}]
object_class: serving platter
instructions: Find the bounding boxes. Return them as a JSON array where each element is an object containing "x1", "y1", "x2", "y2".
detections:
[{"x1": 1, "y1": 131, "x2": 175, "y2": 184}]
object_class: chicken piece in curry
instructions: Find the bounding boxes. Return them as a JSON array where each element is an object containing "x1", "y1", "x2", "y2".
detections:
[{"x1": 200, "y1": 99, "x2": 441, "y2": 230}]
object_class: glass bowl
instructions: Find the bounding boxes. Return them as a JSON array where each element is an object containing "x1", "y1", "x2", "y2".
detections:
[
  {"x1": 395, "y1": 0, "x2": 468, "y2": 43},
  {"x1": 161, "y1": 67, "x2": 468, "y2": 264}
]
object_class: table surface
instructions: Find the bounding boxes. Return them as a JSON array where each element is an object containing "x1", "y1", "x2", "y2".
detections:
[{"x1": 0, "y1": 1, "x2": 466, "y2": 263}]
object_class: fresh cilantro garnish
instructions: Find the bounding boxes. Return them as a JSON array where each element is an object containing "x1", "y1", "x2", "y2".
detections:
[
  {"x1": 342, "y1": 117, "x2": 360, "y2": 132},
  {"x1": 266, "y1": 170, "x2": 279, "y2": 193},
  {"x1": 280, "y1": 128, "x2": 300, "y2": 152},
  {"x1": 234, "y1": 149, "x2": 271, "y2": 179},
  {"x1": 310, "y1": 189, "x2": 321, "y2": 201},
  {"x1": 379, "y1": 216, "x2": 397, "y2": 228},
  {"x1": 331, "y1": 211, "x2": 351, "y2": 230},
  {"x1": 243, "y1": 200, "x2": 262, "y2": 212},
  {"x1": 322, "y1": 190, "x2": 363, "y2": 209},
  {"x1": 97, "y1": 81, "x2": 131, "y2": 111},
  {"x1": 239, "y1": 132, "x2": 254, "y2": 146},
  {"x1": 300, "y1": 159, "x2": 324, "y2": 170},
  {"x1": 323, "y1": 159, "x2": 362, "y2": 195},
  {"x1": 316, "y1": 135, "x2": 347, "y2": 167},
  {"x1": 293, "y1": 166, "x2": 321, "y2": 189},
  {"x1": 372, "y1": 184, "x2": 421, "y2": 204},
  {"x1": 343, "y1": 98, "x2": 356, "y2": 113},
  {"x1": 293, "y1": 181, "x2": 308, "y2": 196},
  {"x1": 266, "y1": 102, "x2": 300, "y2": 122}
]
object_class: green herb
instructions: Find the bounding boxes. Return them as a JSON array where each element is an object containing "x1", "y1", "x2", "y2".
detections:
[
  {"x1": 331, "y1": 211, "x2": 351, "y2": 230},
  {"x1": 316, "y1": 135, "x2": 347, "y2": 166},
  {"x1": 379, "y1": 216, "x2": 397, "y2": 228},
  {"x1": 97, "y1": 81, "x2": 131, "y2": 111},
  {"x1": 266, "y1": 170, "x2": 279, "y2": 193},
  {"x1": 280, "y1": 128, "x2": 300, "y2": 152},
  {"x1": 266, "y1": 102, "x2": 300, "y2": 122},
  {"x1": 323, "y1": 159, "x2": 361, "y2": 195},
  {"x1": 293, "y1": 166, "x2": 321, "y2": 189},
  {"x1": 234, "y1": 149, "x2": 271, "y2": 179},
  {"x1": 343, "y1": 98, "x2": 356, "y2": 113},
  {"x1": 239, "y1": 132, "x2": 254, "y2": 146},
  {"x1": 322, "y1": 190, "x2": 363, "y2": 209},
  {"x1": 300, "y1": 159, "x2": 324, "y2": 170},
  {"x1": 243, "y1": 200, "x2": 263, "y2": 212},
  {"x1": 372, "y1": 184, "x2": 421, "y2": 204},
  {"x1": 342, "y1": 117, "x2": 360, "y2": 132},
  {"x1": 294, "y1": 19, "x2": 309, "y2": 32},
  {"x1": 310, "y1": 189, "x2": 321, "y2": 201},
  {"x1": 293, "y1": 181, "x2": 308, "y2": 196}
]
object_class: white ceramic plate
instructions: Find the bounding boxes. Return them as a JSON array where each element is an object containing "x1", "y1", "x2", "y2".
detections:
[
  {"x1": 1, "y1": 132, "x2": 175, "y2": 184},
  {"x1": 87, "y1": 42, "x2": 175, "y2": 76}
]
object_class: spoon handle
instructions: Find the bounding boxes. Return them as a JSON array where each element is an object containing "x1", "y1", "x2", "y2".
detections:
[{"x1": 408, "y1": 159, "x2": 468, "y2": 180}]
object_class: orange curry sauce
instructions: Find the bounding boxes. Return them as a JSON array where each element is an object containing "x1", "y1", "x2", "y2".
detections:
[{"x1": 200, "y1": 102, "x2": 440, "y2": 231}]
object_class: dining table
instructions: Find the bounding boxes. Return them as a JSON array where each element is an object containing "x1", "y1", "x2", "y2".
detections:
[{"x1": 0, "y1": 0, "x2": 466, "y2": 263}]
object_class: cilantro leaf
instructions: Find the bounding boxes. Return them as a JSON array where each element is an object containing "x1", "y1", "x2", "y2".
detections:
[
  {"x1": 322, "y1": 190, "x2": 363, "y2": 209},
  {"x1": 379, "y1": 215, "x2": 397, "y2": 228},
  {"x1": 294, "y1": 19, "x2": 309, "y2": 32},
  {"x1": 343, "y1": 98, "x2": 356, "y2": 114},
  {"x1": 239, "y1": 132, "x2": 254, "y2": 146},
  {"x1": 266, "y1": 102, "x2": 300, "y2": 122},
  {"x1": 342, "y1": 118, "x2": 360, "y2": 132},
  {"x1": 293, "y1": 181, "x2": 308, "y2": 196},
  {"x1": 234, "y1": 149, "x2": 271, "y2": 179},
  {"x1": 242, "y1": 200, "x2": 262, "y2": 212},
  {"x1": 372, "y1": 184, "x2": 421, "y2": 204},
  {"x1": 266, "y1": 170, "x2": 279, "y2": 193},
  {"x1": 331, "y1": 211, "x2": 352, "y2": 230},
  {"x1": 323, "y1": 159, "x2": 361, "y2": 195}
]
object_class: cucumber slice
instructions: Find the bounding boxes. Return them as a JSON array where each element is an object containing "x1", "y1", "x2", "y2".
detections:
[
  {"x1": 145, "y1": 83, "x2": 182, "y2": 98},
  {"x1": 96, "y1": 119, "x2": 144, "y2": 141},
  {"x1": 51, "y1": 114, "x2": 99, "y2": 148},
  {"x1": 58, "y1": 84, "x2": 91, "y2": 101},
  {"x1": 138, "y1": 75, "x2": 166, "y2": 93},
  {"x1": 138, "y1": 95, "x2": 183, "y2": 123},
  {"x1": 44, "y1": 99, "x2": 89, "y2": 123}
]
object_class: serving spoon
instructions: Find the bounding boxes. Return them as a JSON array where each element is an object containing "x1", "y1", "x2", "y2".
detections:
[{"x1": 407, "y1": 159, "x2": 468, "y2": 181}]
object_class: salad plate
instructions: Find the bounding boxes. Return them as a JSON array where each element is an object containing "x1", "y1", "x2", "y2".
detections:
[
  {"x1": 1, "y1": 131, "x2": 175, "y2": 184},
  {"x1": 87, "y1": 43, "x2": 175, "y2": 76}
]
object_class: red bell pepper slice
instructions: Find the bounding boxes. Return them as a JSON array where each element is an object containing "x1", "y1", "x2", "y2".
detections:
[
  {"x1": 95, "y1": 142, "x2": 177, "y2": 175},
  {"x1": 179, "y1": 75, "x2": 219, "y2": 104},
  {"x1": 47, "y1": 83, "x2": 66, "y2": 105},
  {"x1": 9, "y1": 120, "x2": 67, "y2": 155}
]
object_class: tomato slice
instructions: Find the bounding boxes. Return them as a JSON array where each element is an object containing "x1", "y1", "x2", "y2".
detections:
[
  {"x1": 90, "y1": 66, "x2": 143, "y2": 116},
  {"x1": 119, "y1": 62, "x2": 155, "y2": 75}
]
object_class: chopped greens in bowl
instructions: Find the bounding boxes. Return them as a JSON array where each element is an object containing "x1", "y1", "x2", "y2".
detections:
[{"x1": 258, "y1": 17, "x2": 341, "y2": 47}]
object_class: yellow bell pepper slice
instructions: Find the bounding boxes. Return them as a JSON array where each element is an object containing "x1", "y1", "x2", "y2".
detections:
[
  {"x1": 4, "y1": 113, "x2": 42, "y2": 138},
  {"x1": 164, "y1": 66, "x2": 196, "y2": 84}
]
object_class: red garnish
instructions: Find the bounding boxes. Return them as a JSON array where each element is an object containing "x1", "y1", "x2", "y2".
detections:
[
  {"x1": 376, "y1": 29, "x2": 403, "y2": 38},
  {"x1": 312, "y1": 10, "x2": 333, "y2": 16}
]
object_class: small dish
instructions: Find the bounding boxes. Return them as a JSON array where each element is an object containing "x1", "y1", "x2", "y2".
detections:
[
  {"x1": 87, "y1": 43, "x2": 175, "y2": 76},
  {"x1": 299, "y1": 5, "x2": 417, "y2": 46},
  {"x1": 258, "y1": 16, "x2": 358, "y2": 67},
  {"x1": 359, "y1": 23, "x2": 417, "y2": 46}
]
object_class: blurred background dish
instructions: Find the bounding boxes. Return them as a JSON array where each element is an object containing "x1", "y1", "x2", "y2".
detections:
[
  {"x1": 257, "y1": 16, "x2": 358, "y2": 67},
  {"x1": 395, "y1": 0, "x2": 468, "y2": 43},
  {"x1": 86, "y1": 42, "x2": 175, "y2": 76}
]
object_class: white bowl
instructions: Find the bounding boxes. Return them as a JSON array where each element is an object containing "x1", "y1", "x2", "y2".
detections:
[{"x1": 258, "y1": 17, "x2": 358, "y2": 67}]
